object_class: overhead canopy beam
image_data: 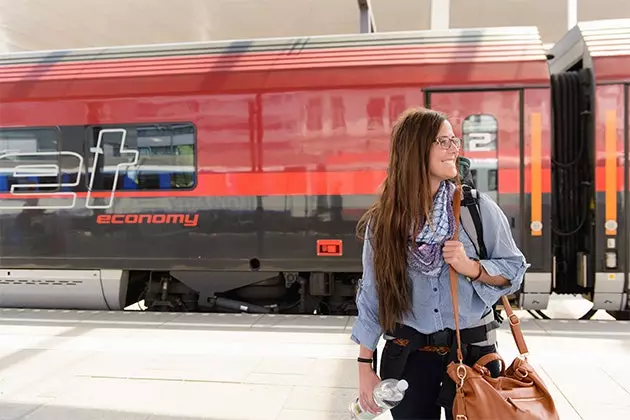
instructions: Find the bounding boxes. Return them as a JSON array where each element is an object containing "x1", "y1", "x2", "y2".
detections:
[
  {"x1": 567, "y1": 0, "x2": 577, "y2": 30},
  {"x1": 357, "y1": 0, "x2": 376, "y2": 33},
  {"x1": 430, "y1": 0, "x2": 450, "y2": 30}
]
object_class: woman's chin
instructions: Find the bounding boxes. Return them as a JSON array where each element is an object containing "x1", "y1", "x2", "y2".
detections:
[{"x1": 441, "y1": 170, "x2": 458, "y2": 180}]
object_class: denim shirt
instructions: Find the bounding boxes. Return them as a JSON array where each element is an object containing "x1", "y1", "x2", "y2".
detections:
[{"x1": 350, "y1": 192, "x2": 529, "y2": 351}]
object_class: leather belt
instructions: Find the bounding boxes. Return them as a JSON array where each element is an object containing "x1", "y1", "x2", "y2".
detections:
[
  {"x1": 419, "y1": 345, "x2": 450, "y2": 355},
  {"x1": 384, "y1": 312, "x2": 500, "y2": 351}
]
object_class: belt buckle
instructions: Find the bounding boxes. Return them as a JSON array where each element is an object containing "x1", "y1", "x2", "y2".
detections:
[
  {"x1": 430, "y1": 330, "x2": 451, "y2": 347},
  {"x1": 436, "y1": 347, "x2": 450, "y2": 356}
]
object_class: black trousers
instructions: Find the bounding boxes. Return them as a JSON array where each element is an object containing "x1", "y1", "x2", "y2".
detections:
[{"x1": 387, "y1": 344, "x2": 500, "y2": 420}]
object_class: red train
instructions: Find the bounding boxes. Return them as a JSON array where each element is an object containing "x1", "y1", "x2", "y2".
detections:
[{"x1": 0, "y1": 19, "x2": 628, "y2": 319}]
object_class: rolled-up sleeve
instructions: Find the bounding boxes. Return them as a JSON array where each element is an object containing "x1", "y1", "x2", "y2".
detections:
[
  {"x1": 350, "y1": 227, "x2": 383, "y2": 351},
  {"x1": 472, "y1": 194, "x2": 530, "y2": 307}
]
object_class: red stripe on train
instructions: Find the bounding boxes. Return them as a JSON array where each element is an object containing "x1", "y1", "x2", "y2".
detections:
[
  {"x1": 0, "y1": 169, "x2": 543, "y2": 200},
  {"x1": 2, "y1": 166, "x2": 621, "y2": 200}
]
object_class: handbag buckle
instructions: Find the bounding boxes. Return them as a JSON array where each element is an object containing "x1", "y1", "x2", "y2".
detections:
[{"x1": 456, "y1": 363, "x2": 467, "y2": 388}]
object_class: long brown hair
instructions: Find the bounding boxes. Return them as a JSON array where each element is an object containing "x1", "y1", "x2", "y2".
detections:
[{"x1": 357, "y1": 107, "x2": 449, "y2": 333}]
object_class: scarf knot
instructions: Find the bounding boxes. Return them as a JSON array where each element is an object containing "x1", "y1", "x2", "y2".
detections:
[{"x1": 408, "y1": 181, "x2": 456, "y2": 276}]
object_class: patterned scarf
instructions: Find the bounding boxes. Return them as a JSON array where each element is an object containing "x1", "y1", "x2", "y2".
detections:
[{"x1": 408, "y1": 181, "x2": 456, "y2": 276}]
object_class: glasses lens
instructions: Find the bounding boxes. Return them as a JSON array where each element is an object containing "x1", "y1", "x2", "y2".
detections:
[{"x1": 437, "y1": 137, "x2": 460, "y2": 149}]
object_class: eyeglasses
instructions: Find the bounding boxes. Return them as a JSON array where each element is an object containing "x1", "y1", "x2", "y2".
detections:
[{"x1": 435, "y1": 136, "x2": 461, "y2": 150}]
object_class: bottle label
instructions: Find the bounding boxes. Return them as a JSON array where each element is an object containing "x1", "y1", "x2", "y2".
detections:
[{"x1": 349, "y1": 399, "x2": 376, "y2": 420}]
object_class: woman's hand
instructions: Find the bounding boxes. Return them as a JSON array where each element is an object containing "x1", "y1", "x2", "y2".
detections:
[
  {"x1": 443, "y1": 240, "x2": 479, "y2": 278},
  {"x1": 358, "y1": 363, "x2": 382, "y2": 415}
]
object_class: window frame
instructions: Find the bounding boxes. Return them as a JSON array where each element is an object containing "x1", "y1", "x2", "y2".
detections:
[
  {"x1": 82, "y1": 121, "x2": 198, "y2": 192},
  {"x1": 0, "y1": 125, "x2": 63, "y2": 194}
]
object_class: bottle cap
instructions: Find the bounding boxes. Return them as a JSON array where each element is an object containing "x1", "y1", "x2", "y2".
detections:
[{"x1": 397, "y1": 379, "x2": 409, "y2": 392}]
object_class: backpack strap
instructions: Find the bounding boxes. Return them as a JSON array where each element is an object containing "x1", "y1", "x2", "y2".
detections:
[
  {"x1": 459, "y1": 185, "x2": 503, "y2": 324},
  {"x1": 459, "y1": 184, "x2": 488, "y2": 260}
]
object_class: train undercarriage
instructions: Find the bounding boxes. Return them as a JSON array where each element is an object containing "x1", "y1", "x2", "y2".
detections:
[
  {"x1": 128, "y1": 270, "x2": 361, "y2": 315},
  {"x1": 126, "y1": 270, "x2": 630, "y2": 321},
  {"x1": 1, "y1": 267, "x2": 627, "y2": 320},
  {"x1": 0, "y1": 268, "x2": 359, "y2": 316}
]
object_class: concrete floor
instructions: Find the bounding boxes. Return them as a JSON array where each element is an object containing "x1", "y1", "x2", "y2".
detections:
[{"x1": 0, "y1": 296, "x2": 628, "y2": 419}]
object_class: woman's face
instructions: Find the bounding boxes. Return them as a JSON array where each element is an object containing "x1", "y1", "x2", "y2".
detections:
[{"x1": 428, "y1": 120, "x2": 460, "y2": 181}]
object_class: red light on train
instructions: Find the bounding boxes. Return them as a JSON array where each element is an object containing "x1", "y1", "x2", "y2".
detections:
[{"x1": 317, "y1": 240, "x2": 343, "y2": 256}]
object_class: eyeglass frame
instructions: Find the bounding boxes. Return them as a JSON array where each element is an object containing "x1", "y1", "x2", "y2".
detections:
[{"x1": 434, "y1": 136, "x2": 461, "y2": 150}]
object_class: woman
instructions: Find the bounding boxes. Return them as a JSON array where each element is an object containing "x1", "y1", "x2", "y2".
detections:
[{"x1": 350, "y1": 107, "x2": 528, "y2": 419}]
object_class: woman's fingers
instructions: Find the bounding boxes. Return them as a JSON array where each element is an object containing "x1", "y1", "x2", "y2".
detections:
[{"x1": 361, "y1": 391, "x2": 381, "y2": 414}]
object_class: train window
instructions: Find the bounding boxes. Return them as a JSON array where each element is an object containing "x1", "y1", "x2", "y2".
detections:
[
  {"x1": 0, "y1": 127, "x2": 60, "y2": 193},
  {"x1": 306, "y1": 97, "x2": 323, "y2": 132},
  {"x1": 462, "y1": 114, "x2": 497, "y2": 152},
  {"x1": 469, "y1": 169, "x2": 478, "y2": 186},
  {"x1": 488, "y1": 169, "x2": 498, "y2": 191},
  {"x1": 330, "y1": 96, "x2": 346, "y2": 130},
  {"x1": 366, "y1": 97, "x2": 386, "y2": 130},
  {"x1": 462, "y1": 114, "x2": 499, "y2": 200},
  {"x1": 388, "y1": 95, "x2": 406, "y2": 127},
  {"x1": 86, "y1": 123, "x2": 196, "y2": 191}
]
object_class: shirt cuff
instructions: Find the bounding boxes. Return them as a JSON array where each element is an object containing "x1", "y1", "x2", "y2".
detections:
[
  {"x1": 350, "y1": 318, "x2": 381, "y2": 351},
  {"x1": 472, "y1": 258, "x2": 529, "y2": 307}
]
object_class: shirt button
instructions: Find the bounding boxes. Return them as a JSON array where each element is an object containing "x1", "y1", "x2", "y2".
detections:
[
  {"x1": 434, "y1": 309, "x2": 439, "y2": 313},
  {"x1": 433, "y1": 288, "x2": 437, "y2": 292}
]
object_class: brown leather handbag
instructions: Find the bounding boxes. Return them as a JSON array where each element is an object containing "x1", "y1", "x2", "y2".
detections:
[{"x1": 446, "y1": 187, "x2": 560, "y2": 419}]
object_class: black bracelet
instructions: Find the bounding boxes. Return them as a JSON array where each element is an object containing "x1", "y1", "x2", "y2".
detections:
[{"x1": 357, "y1": 357, "x2": 373, "y2": 364}]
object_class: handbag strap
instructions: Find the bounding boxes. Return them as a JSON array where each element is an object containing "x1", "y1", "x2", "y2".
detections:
[
  {"x1": 449, "y1": 187, "x2": 529, "y2": 364},
  {"x1": 450, "y1": 189, "x2": 465, "y2": 364},
  {"x1": 500, "y1": 295, "x2": 529, "y2": 356}
]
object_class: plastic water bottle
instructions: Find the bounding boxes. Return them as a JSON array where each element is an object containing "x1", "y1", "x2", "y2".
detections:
[{"x1": 348, "y1": 378, "x2": 409, "y2": 419}]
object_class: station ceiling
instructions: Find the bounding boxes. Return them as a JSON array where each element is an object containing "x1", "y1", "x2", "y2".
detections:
[{"x1": 0, "y1": 0, "x2": 433, "y2": 53}]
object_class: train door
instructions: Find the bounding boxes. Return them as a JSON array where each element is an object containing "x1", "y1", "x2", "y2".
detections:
[
  {"x1": 627, "y1": 83, "x2": 630, "y2": 316},
  {"x1": 625, "y1": 83, "x2": 630, "y2": 317},
  {"x1": 588, "y1": 84, "x2": 627, "y2": 315},
  {"x1": 427, "y1": 90, "x2": 520, "y2": 239},
  {"x1": 426, "y1": 89, "x2": 552, "y2": 309},
  {"x1": 628, "y1": 84, "x2": 630, "y2": 320}
]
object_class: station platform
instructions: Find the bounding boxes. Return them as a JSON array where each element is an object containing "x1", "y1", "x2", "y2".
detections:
[{"x1": 0, "y1": 297, "x2": 628, "y2": 419}]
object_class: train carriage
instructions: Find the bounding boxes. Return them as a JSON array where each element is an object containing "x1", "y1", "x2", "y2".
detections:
[
  {"x1": 549, "y1": 18, "x2": 630, "y2": 319},
  {"x1": 0, "y1": 26, "x2": 552, "y2": 314},
  {"x1": 0, "y1": 20, "x2": 627, "y2": 320}
]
